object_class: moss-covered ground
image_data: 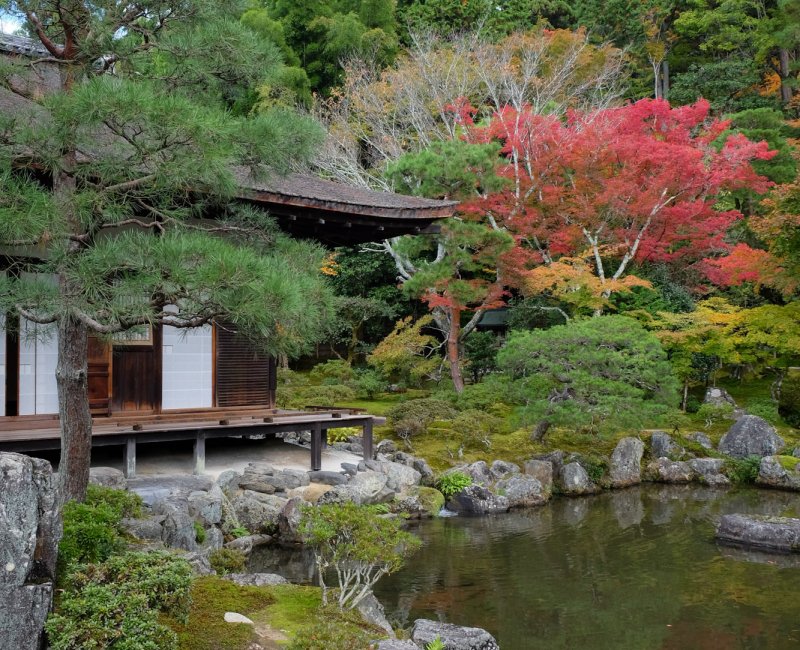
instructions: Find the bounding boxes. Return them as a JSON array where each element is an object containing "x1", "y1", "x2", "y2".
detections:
[
  {"x1": 338, "y1": 376, "x2": 799, "y2": 473},
  {"x1": 166, "y1": 578, "x2": 386, "y2": 650}
]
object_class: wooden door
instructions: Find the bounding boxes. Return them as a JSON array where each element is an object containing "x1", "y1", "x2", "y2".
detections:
[
  {"x1": 215, "y1": 324, "x2": 275, "y2": 408},
  {"x1": 87, "y1": 335, "x2": 111, "y2": 416},
  {"x1": 111, "y1": 326, "x2": 162, "y2": 413}
]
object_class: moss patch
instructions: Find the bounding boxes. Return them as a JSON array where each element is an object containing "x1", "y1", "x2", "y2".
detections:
[
  {"x1": 168, "y1": 576, "x2": 274, "y2": 650},
  {"x1": 777, "y1": 455, "x2": 800, "y2": 471},
  {"x1": 251, "y1": 585, "x2": 387, "y2": 649}
]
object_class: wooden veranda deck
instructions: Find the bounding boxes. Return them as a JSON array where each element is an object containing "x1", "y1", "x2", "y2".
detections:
[{"x1": 0, "y1": 406, "x2": 380, "y2": 477}]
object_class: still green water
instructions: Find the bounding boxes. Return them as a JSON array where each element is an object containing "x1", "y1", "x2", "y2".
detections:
[{"x1": 373, "y1": 486, "x2": 800, "y2": 650}]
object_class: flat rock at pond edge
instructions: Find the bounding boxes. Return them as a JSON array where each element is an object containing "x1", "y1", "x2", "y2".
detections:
[
  {"x1": 375, "y1": 641, "x2": 419, "y2": 650},
  {"x1": 716, "y1": 514, "x2": 800, "y2": 553},
  {"x1": 756, "y1": 456, "x2": 800, "y2": 491},
  {"x1": 718, "y1": 415, "x2": 785, "y2": 459},
  {"x1": 411, "y1": 619, "x2": 500, "y2": 650},
  {"x1": 447, "y1": 484, "x2": 510, "y2": 515}
]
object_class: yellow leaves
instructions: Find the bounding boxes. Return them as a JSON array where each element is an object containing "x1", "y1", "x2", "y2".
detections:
[
  {"x1": 523, "y1": 256, "x2": 651, "y2": 313},
  {"x1": 320, "y1": 253, "x2": 339, "y2": 276}
]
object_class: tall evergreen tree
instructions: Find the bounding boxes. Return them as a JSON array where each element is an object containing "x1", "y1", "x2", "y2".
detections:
[{"x1": 0, "y1": 0, "x2": 334, "y2": 502}]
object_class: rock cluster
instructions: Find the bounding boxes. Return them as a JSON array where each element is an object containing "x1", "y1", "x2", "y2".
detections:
[{"x1": 0, "y1": 453, "x2": 60, "y2": 649}]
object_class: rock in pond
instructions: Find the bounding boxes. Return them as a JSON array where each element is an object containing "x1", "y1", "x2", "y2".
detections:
[
  {"x1": 756, "y1": 456, "x2": 800, "y2": 491},
  {"x1": 610, "y1": 437, "x2": 645, "y2": 487},
  {"x1": 522, "y1": 459, "x2": 553, "y2": 497},
  {"x1": 646, "y1": 458, "x2": 694, "y2": 483},
  {"x1": 688, "y1": 458, "x2": 730, "y2": 487},
  {"x1": 494, "y1": 474, "x2": 548, "y2": 508},
  {"x1": 718, "y1": 415, "x2": 785, "y2": 459},
  {"x1": 716, "y1": 514, "x2": 800, "y2": 553},
  {"x1": 411, "y1": 619, "x2": 500, "y2": 650},
  {"x1": 447, "y1": 485, "x2": 510, "y2": 515},
  {"x1": 558, "y1": 461, "x2": 598, "y2": 495}
]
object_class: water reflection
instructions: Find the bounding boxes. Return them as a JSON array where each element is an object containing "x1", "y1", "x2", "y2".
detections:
[
  {"x1": 247, "y1": 486, "x2": 800, "y2": 649},
  {"x1": 372, "y1": 486, "x2": 800, "y2": 650}
]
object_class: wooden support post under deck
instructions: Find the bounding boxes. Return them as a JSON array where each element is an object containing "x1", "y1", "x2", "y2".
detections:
[
  {"x1": 193, "y1": 432, "x2": 206, "y2": 475},
  {"x1": 363, "y1": 418, "x2": 373, "y2": 461},
  {"x1": 123, "y1": 436, "x2": 136, "y2": 479},
  {"x1": 311, "y1": 422, "x2": 323, "y2": 472}
]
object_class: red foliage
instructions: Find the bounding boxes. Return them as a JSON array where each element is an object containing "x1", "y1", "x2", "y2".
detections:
[{"x1": 461, "y1": 98, "x2": 775, "y2": 286}]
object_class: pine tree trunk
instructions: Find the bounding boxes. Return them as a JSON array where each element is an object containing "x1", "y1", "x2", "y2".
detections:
[
  {"x1": 661, "y1": 60, "x2": 670, "y2": 100},
  {"x1": 447, "y1": 307, "x2": 465, "y2": 393},
  {"x1": 56, "y1": 314, "x2": 92, "y2": 503}
]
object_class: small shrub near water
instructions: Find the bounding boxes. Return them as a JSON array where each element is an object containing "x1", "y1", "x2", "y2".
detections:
[
  {"x1": 725, "y1": 455, "x2": 762, "y2": 484},
  {"x1": 436, "y1": 471, "x2": 472, "y2": 499},
  {"x1": 209, "y1": 547, "x2": 247, "y2": 575}
]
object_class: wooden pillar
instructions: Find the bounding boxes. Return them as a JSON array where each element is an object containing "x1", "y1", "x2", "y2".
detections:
[
  {"x1": 311, "y1": 422, "x2": 322, "y2": 472},
  {"x1": 362, "y1": 418, "x2": 373, "y2": 461},
  {"x1": 193, "y1": 432, "x2": 206, "y2": 475},
  {"x1": 123, "y1": 436, "x2": 136, "y2": 479},
  {"x1": 321, "y1": 427, "x2": 328, "y2": 449}
]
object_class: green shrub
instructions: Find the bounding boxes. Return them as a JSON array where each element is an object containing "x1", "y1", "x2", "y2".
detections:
[
  {"x1": 450, "y1": 376, "x2": 513, "y2": 412},
  {"x1": 436, "y1": 471, "x2": 472, "y2": 499},
  {"x1": 277, "y1": 384, "x2": 356, "y2": 409},
  {"x1": 299, "y1": 503, "x2": 421, "y2": 609},
  {"x1": 779, "y1": 374, "x2": 800, "y2": 428},
  {"x1": 464, "y1": 331, "x2": 501, "y2": 383},
  {"x1": 277, "y1": 368, "x2": 311, "y2": 387},
  {"x1": 697, "y1": 402, "x2": 735, "y2": 428},
  {"x1": 726, "y1": 455, "x2": 762, "y2": 484},
  {"x1": 47, "y1": 586, "x2": 175, "y2": 650},
  {"x1": 47, "y1": 552, "x2": 192, "y2": 650},
  {"x1": 498, "y1": 315, "x2": 680, "y2": 438},
  {"x1": 450, "y1": 409, "x2": 509, "y2": 451},
  {"x1": 209, "y1": 548, "x2": 247, "y2": 575},
  {"x1": 352, "y1": 368, "x2": 388, "y2": 399},
  {"x1": 194, "y1": 521, "x2": 206, "y2": 544},
  {"x1": 426, "y1": 638, "x2": 447, "y2": 650},
  {"x1": 746, "y1": 398, "x2": 781, "y2": 425},
  {"x1": 387, "y1": 398, "x2": 458, "y2": 440},
  {"x1": 59, "y1": 484, "x2": 142, "y2": 572},
  {"x1": 230, "y1": 525, "x2": 251, "y2": 539},
  {"x1": 309, "y1": 359, "x2": 354, "y2": 383}
]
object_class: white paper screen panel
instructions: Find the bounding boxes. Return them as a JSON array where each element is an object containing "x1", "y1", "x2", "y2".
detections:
[
  {"x1": 161, "y1": 324, "x2": 213, "y2": 409},
  {"x1": 18, "y1": 318, "x2": 59, "y2": 415}
]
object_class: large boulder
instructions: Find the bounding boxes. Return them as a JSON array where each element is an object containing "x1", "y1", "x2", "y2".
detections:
[
  {"x1": 716, "y1": 514, "x2": 800, "y2": 553},
  {"x1": 216, "y1": 469, "x2": 242, "y2": 496},
  {"x1": 756, "y1": 456, "x2": 800, "y2": 491},
  {"x1": 522, "y1": 459, "x2": 553, "y2": 497},
  {"x1": 446, "y1": 485, "x2": 509, "y2": 515},
  {"x1": 411, "y1": 619, "x2": 500, "y2": 650},
  {"x1": 704, "y1": 386, "x2": 738, "y2": 409},
  {"x1": 686, "y1": 432, "x2": 713, "y2": 450},
  {"x1": 393, "y1": 486, "x2": 445, "y2": 518},
  {"x1": 357, "y1": 591, "x2": 394, "y2": 636},
  {"x1": 366, "y1": 460, "x2": 422, "y2": 492},
  {"x1": 461, "y1": 461, "x2": 495, "y2": 487},
  {"x1": 558, "y1": 461, "x2": 598, "y2": 495},
  {"x1": 650, "y1": 431, "x2": 683, "y2": 460},
  {"x1": 224, "y1": 534, "x2": 273, "y2": 556},
  {"x1": 307, "y1": 470, "x2": 349, "y2": 486},
  {"x1": 375, "y1": 642, "x2": 419, "y2": 650},
  {"x1": 646, "y1": 458, "x2": 694, "y2": 484},
  {"x1": 154, "y1": 498, "x2": 197, "y2": 551},
  {"x1": 277, "y1": 497, "x2": 305, "y2": 544},
  {"x1": 490, "y1": 460, "x2": 520, "y2": 481},
  {"x1": 718, "y1": 415, "x2": 785, "y2": 459},
  {"x1": 318, "y1": 471, "x2": 395, "y2": 506},
  {"x1": 121, "y1": 516, "x2": 165, "y2": 542},
  {"x1": 495, "y1": 474, "x2": 548, "y2": 508},
  {"x1": 238, "y1": 463, "x2": 309, "y2": 494},
  {"x1": 610, "y1": 437, "x2": 645, "y2": 487},
  {"x1": 0, "y1": 453, "x2": 59, "y2": 650},
  {"x1": 188, "y1": 486, "x2": 223, "y2": 527},
  {"x1": 689, "y1": 458, "x2": 730, "y2": 487},
  {"x1": 128, "y1": 474, "x2": 214, "y2": 506},
  {"x1": 231, "y1": 491, "x2": 287, "y2": 533},
  {"x1": 88, "y1": 466, "x2": 126, "y2": 490}
]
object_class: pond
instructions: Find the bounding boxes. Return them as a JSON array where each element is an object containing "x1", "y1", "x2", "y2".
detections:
[{"x1": 251, "y1": 486, "x2": 800, "y2": 649}]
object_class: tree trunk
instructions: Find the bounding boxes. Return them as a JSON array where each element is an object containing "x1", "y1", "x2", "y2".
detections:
[
  {"x1": 56, "y1": 314, "x2": 92, "y2": 503},
  {"x1": 681, "y1": 380, "x2": 689, "y2": 412},
  {"x1": 661, "y1": 59, "x2": 670, "y2": 100},
  {"x1": 531, "y1": 420, "x2": 551, "y2": 443},
  {"x1": 779, "y1": 48, "x2": 793, "y2": 106},
  {"x1": 447, "y1": 307, "x2": 465, "y2": 393}
]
